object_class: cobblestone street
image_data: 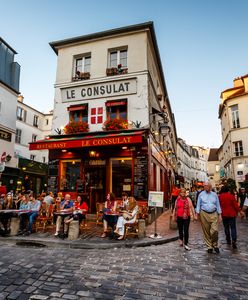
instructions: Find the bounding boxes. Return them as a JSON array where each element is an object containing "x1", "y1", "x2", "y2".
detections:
[{"x1": 0, "y1": 219, "x2": 248, "y2": 300}]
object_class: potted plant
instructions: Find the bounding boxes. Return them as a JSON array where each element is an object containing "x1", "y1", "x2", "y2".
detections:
[
  {"x1": 64, "y1": 121, "x2": 89, "y2": 134},
  {"x1": 103, "y1": 118, "x2": 128, "y2": 131}
]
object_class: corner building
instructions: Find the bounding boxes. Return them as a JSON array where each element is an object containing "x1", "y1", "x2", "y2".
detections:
[{"x1": 30, "y1": 22, "x2": 177, "y2": 212}]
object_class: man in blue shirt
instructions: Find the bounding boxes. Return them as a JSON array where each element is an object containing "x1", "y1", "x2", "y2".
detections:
[
  {"x1": 54, "y1": 194, "x2": 73, "y2": 237},
  {"x1": 196, "y1": 182, "x2": 222, "y2": 253}
]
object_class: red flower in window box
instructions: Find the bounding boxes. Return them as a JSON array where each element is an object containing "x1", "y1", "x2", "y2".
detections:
[
  {"x1": 103, "y1": 118, "x2": 128, "y2": 131},
  {"x1": 64, "y1": 121, "x2": 89, "y2": 134}
]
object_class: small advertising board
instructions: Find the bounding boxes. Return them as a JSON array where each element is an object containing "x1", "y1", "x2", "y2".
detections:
[{"x1": 148, "y1": 191, "x2": 164, "y2": 208}]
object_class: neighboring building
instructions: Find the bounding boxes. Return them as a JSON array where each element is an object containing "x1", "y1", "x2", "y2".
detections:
[
  {"x1": 176, "y1": 139, "x2": 209, "y2": 189},
  {"x1": 192, "y1": 146, "x2": 209, "y2": 183},
  {"x1": 219, "y1": 74, "x2": 248, "y2": 188},
  {"x1": 15, "y1": 95, "x2": 53, "y2": 193},
  {"x1": 30, "y1": 22, "x2": 177, "y2": 212},
  {"x1": 207, "y1": 148, "x2": 220, "y2": 189},
  {"x1": 0, "y1": 37, "x2": 20, "y2": 190}
]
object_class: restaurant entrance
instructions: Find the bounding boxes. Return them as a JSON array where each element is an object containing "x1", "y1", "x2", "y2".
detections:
[{"x1": 84, "y1": 160, "x2": 106, "y2": 213}]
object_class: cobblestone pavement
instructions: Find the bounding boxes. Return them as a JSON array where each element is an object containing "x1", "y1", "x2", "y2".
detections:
[{"x1": 0, "y1": 219, "x2": 248, "y2": 300}]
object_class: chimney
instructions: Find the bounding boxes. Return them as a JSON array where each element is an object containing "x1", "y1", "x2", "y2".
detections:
[
  {"x1": 233, "y1": 77, "x2": 243, "y2": 88},
  {"x1": 17, "y1": 94, "x2": 24, "y2": 102}
]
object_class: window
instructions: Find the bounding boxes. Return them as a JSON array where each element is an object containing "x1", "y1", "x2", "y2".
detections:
[
  {"x1": 46, "y1": 119, "x2": 49, "y2": 125},
  {"x1": 91, "y1": 107, "x2": 103, "y2": 124},
  {"x1": 42, "y1": 157, "x2": 46, "y2": 163},
  {"x1": 15, "y1": 129, "x2": 22, "y2": 143},
  {"x1": 110, "y1": 158, "x2": 132, "y2": 197},
  {"x1": 33, "y1": 115, "x2": 39, "y2": 127},
  {"x1": 32, "y1": 134, "x2": 37, "y2": 142},
  {"x1": 231, "y1": 105, "x2": 240, "y2": 128},
  {"x1": 75, "y1": 55, "x2": 91, "y2": 74},
  {"x1": 234, "y1": 141, "x2": 243, "y2": 156},
  {"x1": 68, "y1": 104, "x2": 88, "y2": 123},
  {"x1": 60, "y1": 160, "x2": 81, "y2": 191},
  {"x1": 30, "y1": 154, "x2": 36, "y2": 161},
  {"x1": 16, "y1": 107, "x2": 27, "y2": 122},
  {"x1": 106, "y1": 100, "x2": 127, "y2": 120},
  {"x1": 109, "y1": 49, "x2": 127, "y2": 68}
]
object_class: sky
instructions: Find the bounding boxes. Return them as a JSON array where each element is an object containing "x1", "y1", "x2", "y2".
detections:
[{"x1": 1, "y1": 0, "x2": 248, "y2": 148}]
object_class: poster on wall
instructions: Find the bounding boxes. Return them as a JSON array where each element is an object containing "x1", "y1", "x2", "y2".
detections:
[{"x1": 148, "y1": 191, "x2": 164, "y2": 207}]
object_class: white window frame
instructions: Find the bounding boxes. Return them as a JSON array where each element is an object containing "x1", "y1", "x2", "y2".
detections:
[
  {"x1": 17, "y1": 107, "x2": 27, "y2": 122},
  {"x1": 15, "y1": 128, "x2": 22, "y2": 144},
  {"x1": 234, "y1": 141, "x2": 243, "y2": 156},
  {"x1": 231, "y1": 105, "x2": 240, "y2": 128},
  {"x1": 108, "y1": 48, "x2": 128, "y2": 68},
  {"x1": 74, "y1": 54, "x2": 91, "y2": 74},
  {"x1": 30, "y1": 154, "x2": 36, "y2": 161},
  {"x1": 32, "y1": 134, "x2": 37, "y2": 142},
  {"x1": 33, "y1": 115, "x2": 39, "y2": 127}
]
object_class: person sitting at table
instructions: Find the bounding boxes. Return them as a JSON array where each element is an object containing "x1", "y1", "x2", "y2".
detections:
[
  {"x1": 114, "y1": 197, "x2": 139, "y2": 240},
  {"x1": 0, "y1": 192, "x2": 15, "y2": 235},
  {"x1": 121, "y1": 192, "x2": 129, "y2": 210},
  {"x1": 101, "y1": 192, "x2": 118, "y2": 238},
  {"x1": 17, "y1": 194, "x2": 31, "y2": 235},
  {"x1": 54, "y1": 194, "x2": 74, "y2": 237},
  {"x1": 24, "y1": 194, "x2": 41, "y2": 235},
  {"x1": 65, "y1": 195, "x2": 88, "y2": 226}
]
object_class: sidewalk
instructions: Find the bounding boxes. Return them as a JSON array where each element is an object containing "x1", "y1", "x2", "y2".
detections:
[{"x1": 0, "y1": 209, "x2": 179, "y2": 249}]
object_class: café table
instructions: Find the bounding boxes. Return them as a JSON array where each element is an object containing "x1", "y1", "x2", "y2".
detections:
[{"x1": 54, "y1": 210, "x2": 72, "y2": 239}]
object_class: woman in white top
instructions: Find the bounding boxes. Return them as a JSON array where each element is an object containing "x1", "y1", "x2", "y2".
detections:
[{"x1": 114, "y1": 197, "x2": 139, "y2": 240}]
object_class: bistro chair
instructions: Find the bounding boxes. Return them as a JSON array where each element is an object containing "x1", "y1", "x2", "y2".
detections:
[
  {"x1": 35, "y1": 203, "x2": 54, "y2": 232},
  {"x1": 96, "y1": 202, "x2": 104, "y2": 225}
]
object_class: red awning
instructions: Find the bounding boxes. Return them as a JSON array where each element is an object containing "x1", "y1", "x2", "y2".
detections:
[
  {"x1": 67, "y1": 104, "x2": 87, "y2": 111},
  {"x1": 29, "y1": 130, "x2": 145, "y2": 150},
  {"x1": 106, "y1": 100, "x2": 126, "y2": 107}
]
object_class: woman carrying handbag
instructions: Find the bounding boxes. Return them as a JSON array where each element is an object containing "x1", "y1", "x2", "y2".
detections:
[{"x1": 172, "y1": 188, "x2": 196, "y2": 251}]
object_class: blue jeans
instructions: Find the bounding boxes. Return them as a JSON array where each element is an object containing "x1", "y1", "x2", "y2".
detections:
[
  {"x1": 28, "y1": 212, "x2": 38, "y2": 232},
  {"x1": 222, "y1": 217, "x2": 237, "y2": 242}
]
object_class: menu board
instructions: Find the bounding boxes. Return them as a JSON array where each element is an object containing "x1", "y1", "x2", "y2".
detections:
[
  {"x1": 134, "y1": 155, "x2": 148, "y2": 199},
  {"x1": 48, "y1": 159, "x2": 59, "y2": 193}
]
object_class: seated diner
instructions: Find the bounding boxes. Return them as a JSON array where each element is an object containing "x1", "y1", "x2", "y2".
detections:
[{"x1": 101, "y1": 192, "x2": 118, "y2": 238}]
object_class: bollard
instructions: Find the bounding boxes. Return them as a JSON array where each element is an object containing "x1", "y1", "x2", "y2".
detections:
[
  {"x1": 10, "y1": 217, "x2": 20, "y2": 236},
  {"x1": 68, "y1": 220, "x2": 79, "y2": 240},
  {"x1": 138, "y1": 219, "x2": 146, "y2": 238}
]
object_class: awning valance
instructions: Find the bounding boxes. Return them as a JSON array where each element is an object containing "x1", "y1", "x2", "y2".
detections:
[{"x1": 29, "y1": 130, "x2": 145, "y2": 151}]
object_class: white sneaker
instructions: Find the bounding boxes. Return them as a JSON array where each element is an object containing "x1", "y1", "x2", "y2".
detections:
[
  {"x1": 54, "y1": 232, "x2": 59, "y2": 236},
  {"x1": 184, "y1": 245, "x2": 191, "y2": 251}
]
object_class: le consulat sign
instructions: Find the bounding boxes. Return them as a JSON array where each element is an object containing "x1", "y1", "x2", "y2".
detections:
[{"x1": 61, "y1": 78, "x2": 137, "y2": 102}]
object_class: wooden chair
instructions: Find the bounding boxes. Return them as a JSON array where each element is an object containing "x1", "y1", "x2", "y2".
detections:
[
  {"x1": 123, "y1": 212, "x2": 139, "y2": 239},
  {"x1": 35, "y1": 203, "x2": 54, "y2": 232},
  {"x1": 96, "y1": 202, "x2": 104, "y2": 225}
]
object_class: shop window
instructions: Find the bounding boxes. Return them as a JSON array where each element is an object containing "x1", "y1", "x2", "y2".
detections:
[
  {"x1": 68, "y1": 104, "x2": 88, "y2": 123},
  {"x1": 30, "y1": 154, "x2": 36, "y2": 161},
  {"x1": 91, "y1": 107, "x2": 103, "y2": 124},
  {"x1": 15, "y1": 128, "x2": 22, "y2": 143},
  {"x1": 110, "y1": 158, "x2": 132, "y2": 198},
  {"x1": 106, "y1": 100, "x2": 127, "y2": 120},
  {"x1": 60, "y1": 160, "x2": 81, "y2": 191}
]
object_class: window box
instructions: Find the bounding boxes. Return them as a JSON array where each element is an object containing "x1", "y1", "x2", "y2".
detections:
[
  {"x1": 103, "y1": 118, "x2": 128, "y2": 131},
  {"x1": 106, "y1": 67, "x2": 128, "y2": 76},
  {"x1": 72, "y1": 71, "x2": 91, "y2": 81},
  {"x1": 64, "y1": 121, "x2": 89, "y2": 134}
]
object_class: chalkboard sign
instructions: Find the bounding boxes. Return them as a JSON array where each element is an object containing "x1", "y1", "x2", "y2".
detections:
[
  {"x1": 134, "y1": 155, "x2": 148, "y2": 199},
  {"x1": 48, "y1": 159, "x2": 59, "y2": 193}
]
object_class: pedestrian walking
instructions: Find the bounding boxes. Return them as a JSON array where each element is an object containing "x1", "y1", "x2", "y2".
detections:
[
  {"x1": 172, "y1": 188, "x2": 196, "y2": 251},
  {"x1": 219, "y1": 186, "x2": 245, "y2": 249},
  {"x1": 195, "y1": 182, "x2": 222, "y2": 254}
]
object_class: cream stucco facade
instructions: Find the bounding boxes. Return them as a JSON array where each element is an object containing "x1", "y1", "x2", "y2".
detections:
[{"x1": 219, "y1": 74, "x2": 248, "y2": 187}]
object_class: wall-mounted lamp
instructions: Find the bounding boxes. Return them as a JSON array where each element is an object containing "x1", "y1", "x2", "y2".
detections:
[{"x1": 159, "y1": 122, "x2": 170, "y2": 135}]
